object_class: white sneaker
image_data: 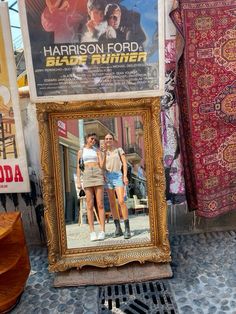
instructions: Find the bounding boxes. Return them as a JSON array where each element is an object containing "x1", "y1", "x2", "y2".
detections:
[
  {"x1": 90, "y1": 232, "x2": 97, "y2": 241},
  {"x1": 97, "y1": 231, "x2": 105, "y2": 240}
]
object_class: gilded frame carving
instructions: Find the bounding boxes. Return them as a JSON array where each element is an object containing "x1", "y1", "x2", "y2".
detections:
[{"x1": 36, "y1": 98, "x2": 171, "y2": 272}]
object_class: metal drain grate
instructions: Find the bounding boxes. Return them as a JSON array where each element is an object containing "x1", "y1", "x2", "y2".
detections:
[{"x1": 99, "y1": 280, "x2": 178, "y2": 314}]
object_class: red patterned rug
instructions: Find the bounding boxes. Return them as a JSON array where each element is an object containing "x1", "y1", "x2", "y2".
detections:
[{"x1": 171, "y1": 0, "x2": 236, "y2": 217}]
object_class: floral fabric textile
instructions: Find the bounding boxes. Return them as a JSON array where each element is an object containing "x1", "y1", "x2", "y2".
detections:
[{"x1": 171, "y1": 0, "x2": 236, "y2": 217}]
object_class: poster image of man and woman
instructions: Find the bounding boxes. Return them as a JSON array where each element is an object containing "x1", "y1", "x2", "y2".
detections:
[
  {"x1": 22, "y1": 0, "x2": 160, "y2": 97},
  {"x1": 41, "y1": 0, "x2": 147, "y2": 46}
]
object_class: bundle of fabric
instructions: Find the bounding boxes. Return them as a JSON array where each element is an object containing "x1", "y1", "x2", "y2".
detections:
[
  {"x1": 161, "y1": 70, "x2": 186, "y2": 204},
  {"x1": 171, "y1": 0, "x2": 236, "y2": 217}
]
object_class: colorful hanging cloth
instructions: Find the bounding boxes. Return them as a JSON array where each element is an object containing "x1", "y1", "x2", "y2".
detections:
[{"x1": 170, "y1": 0, "x2": 236, "y2": 217}]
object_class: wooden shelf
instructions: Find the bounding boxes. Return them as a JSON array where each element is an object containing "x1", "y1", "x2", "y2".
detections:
[{"x1": 0, "y1": 212, "x2": 30, "y2": 313}]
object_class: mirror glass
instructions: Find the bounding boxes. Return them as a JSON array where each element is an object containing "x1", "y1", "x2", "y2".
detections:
[{"x1": 57, "y1": 115, "x2": 150, "y2": 249}]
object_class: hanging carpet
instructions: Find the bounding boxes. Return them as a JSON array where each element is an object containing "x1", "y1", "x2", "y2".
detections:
[{"x1": 171, "y1": 0, "x2": 236, "y2": 217}]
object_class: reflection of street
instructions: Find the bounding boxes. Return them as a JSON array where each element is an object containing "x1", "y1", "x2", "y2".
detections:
[{"x1": 66, "y1": 214, "x2": 150, "y2": 249}]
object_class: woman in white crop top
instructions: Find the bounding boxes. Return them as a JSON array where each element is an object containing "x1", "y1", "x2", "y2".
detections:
[
  {"x1": 101, "y1": 133, "x2": 131, "y2": 239},
  {"x1": 77, "y1": 132, "x2": 105, "y2": 242}
]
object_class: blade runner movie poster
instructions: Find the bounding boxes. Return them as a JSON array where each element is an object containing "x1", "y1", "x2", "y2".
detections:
[{"x1": 19, "y1": 0, "x2": 164, "y2": 102}]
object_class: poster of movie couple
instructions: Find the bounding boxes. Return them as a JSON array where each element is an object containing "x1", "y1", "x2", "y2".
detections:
[{"x1": 19, "y1": 0, "x2": 164, "y2": 102}]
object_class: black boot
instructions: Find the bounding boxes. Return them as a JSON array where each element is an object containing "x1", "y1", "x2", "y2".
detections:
[
  {"x1": 114, "y1": 219, "x2": 123, "y2": 237},
  {"x1": 124, "y1": 219, "x2": 131, "y2": 239}
]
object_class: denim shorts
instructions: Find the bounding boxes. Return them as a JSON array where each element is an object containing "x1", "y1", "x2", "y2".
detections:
[{"x1": 105, "y1": 171, "x2": 123, "y2": 189}]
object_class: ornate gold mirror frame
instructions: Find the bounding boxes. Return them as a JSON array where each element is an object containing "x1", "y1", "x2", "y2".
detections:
[{"x1": 36, "y1": 98, "x2": 171, "y2": 272}]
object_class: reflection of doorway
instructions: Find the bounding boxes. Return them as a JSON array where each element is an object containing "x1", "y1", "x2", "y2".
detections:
[{"x1": 59, "y1": 144, "x2": 78, "y2": 224}]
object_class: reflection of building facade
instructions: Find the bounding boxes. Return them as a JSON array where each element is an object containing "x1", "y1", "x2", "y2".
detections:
[
  {"x1": 58, "y1": 119, "x2": 80, "y2": 223},
  {"x1": 58, "y1": 116, "x2": 147, "y2": 223},
  {"x1": 84, "y1": 118, "x2": 116, "y2": 138}
]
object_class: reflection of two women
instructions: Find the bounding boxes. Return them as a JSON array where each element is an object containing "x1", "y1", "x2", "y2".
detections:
[{"x1": 77, "y1": 132, "x2": 131, "y2": 242}]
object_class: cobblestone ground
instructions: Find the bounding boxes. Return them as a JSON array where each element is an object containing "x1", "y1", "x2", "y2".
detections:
[
  {"x1": 11, "y1": 230, "x2": 236, "y2": 313},
  {"x1": 66, "y1": 214, "x2": 150, "y2": 248},
  {"x1": 168, "y1": 231, "x2": 236, "y2": 314},
  {"x1": 11, "y1": 248, "x2": 99, "y2": 314}
]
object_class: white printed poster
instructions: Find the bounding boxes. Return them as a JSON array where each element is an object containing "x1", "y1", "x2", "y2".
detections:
[
  {"x1": 19, "y1": 0, "x2": 165, "y2": 102},
  {"x1": 0, "y1": 3, "x2": 30, "y2": 192}
]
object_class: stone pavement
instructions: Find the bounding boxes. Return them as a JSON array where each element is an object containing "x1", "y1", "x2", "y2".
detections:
[
  {"x1": 11, "y1": 248, "x2": 100, "y2": 314},
  {"x1": 11, "y1": 230, "x2": 236, "y2": 313},
  {"x1": 167, "y1": 230, "x2": 236, "y2": 314}
]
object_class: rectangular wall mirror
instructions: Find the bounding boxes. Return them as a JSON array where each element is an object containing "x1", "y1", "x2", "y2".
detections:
[{"x1": 37, "y1": 98, "x2": 170, "y2": 271}]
